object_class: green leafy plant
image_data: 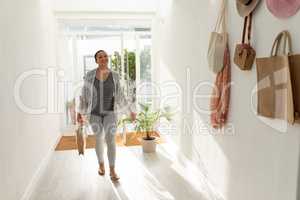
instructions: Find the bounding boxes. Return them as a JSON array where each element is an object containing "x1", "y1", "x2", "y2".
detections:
[
  {"x1": 118, "y1": 103, "x2": 174, "y2": 140},
  {"x1": 110, "y1": 49, "x2": 136, "y2": 81}
]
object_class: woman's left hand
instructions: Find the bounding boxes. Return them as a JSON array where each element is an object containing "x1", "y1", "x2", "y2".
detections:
[{"x1": 130, "y1": 112, "x2": 136, "y2": 121}]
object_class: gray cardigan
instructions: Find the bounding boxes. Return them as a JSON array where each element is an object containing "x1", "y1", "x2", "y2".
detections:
[{"x1": 78, "y1": 68, "x2": 133, "y2": 121}]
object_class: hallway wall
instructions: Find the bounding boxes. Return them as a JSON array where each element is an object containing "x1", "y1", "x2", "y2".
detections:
[
  {"x1": 154, "y1": 0, "x2": 300, "y2": 199},
  {"x1": 0, "y1": 0, "x2": 61, "y2": 199}
]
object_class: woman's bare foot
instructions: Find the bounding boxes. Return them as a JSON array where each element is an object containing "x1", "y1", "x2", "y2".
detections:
[
  {"x1": 98, "y1": 163, "x2": 105, "y2": 176},
  {"x1": 109, "y1": 166, "x2": 120, "y2": 181}
]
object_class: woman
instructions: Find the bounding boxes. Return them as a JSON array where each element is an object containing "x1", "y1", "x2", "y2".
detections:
[{"x1": 77, "y1": 50, "x2": 136, "y2": 181}]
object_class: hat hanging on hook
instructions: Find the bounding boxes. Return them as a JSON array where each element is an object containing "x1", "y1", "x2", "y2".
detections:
[
  {"x1": 236, "y1": 0, "x2": 261, "y2": 17},
  {"x1": 266, "y1": 0, "x2": 300, "y2": 19}
]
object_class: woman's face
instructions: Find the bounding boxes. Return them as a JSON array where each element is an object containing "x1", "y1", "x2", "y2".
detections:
[{"x1": 96, "y1": 51, "x2": 109, "y2": 66}]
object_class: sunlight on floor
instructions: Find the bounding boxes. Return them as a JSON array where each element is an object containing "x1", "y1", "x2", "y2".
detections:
[
  {"x1": 31, "y1": 140, "x2": 225, "y2": 200},
  {"x1": 111, "y1": 147, "x2": 175, "y2": 200}
]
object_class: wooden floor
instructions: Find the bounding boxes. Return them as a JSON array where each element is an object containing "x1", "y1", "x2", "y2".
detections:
[{"x1": 30, "y1": 143, "x2": 223, "y2": 200}]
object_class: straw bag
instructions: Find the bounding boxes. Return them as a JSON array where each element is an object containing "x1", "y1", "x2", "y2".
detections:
[
  {"x1": 207, "y1": 0, "x2": 228, "y2": 74},
  {"x1": 256, "y1": 31, "x2": 300, "y2": 124},
  {"x1": 234, "y1": 13, "x2": 256, "y2": 71}
]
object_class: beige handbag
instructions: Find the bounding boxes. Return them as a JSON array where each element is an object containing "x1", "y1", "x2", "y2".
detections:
[
  {"x1": 207, "y1": 0, "x2": 228, "y2": 74},
  {"x1": 256, "y1": 31, "x2": 300, "y2": 124},
  {"x1": 76, "y1": 123, "x2": 88, "y2": 155}
]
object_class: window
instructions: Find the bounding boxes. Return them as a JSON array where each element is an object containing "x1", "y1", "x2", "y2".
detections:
[{"x1": 63, "y1": 24, "x2": 153, "y2": 111}]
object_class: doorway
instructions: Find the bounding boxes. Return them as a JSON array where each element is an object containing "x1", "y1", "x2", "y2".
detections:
[{"x1": 57, "y1": 21, "x2": 153, "y2": 136}]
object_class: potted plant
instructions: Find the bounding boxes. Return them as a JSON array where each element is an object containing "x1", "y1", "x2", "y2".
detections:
[{"x1": 118, "y1": 103, "x2": 174, "y2": 153}]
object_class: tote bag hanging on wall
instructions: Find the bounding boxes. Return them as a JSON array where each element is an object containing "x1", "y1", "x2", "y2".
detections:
[
  {"x1": 286, "y1": 32, "x2": 300, "y2": 123},
  {"x1": 290, "y1": 57, "x2": 300, "y2": 123},
  {"x1": 207, "y1": 0, "x2": 228, "y2": 74},
  {"x1": 256, "y1": 31, "x2": 300, "y2": 124}
]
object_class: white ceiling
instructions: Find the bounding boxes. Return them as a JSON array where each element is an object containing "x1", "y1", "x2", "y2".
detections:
[{"x1": 53, "y1": 0, "x2": 158, "y2": 13}]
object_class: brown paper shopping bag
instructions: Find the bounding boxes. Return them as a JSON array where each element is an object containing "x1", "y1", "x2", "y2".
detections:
[
  {"x1": 277, "y1": 31, "x2": 300, "y2": 123},
  {"x1": 290, "y1": 54, "x2": 300, "y2": 123},
  {"x1": 256, "y1": 31, "x2": 295, "y2": 124}
]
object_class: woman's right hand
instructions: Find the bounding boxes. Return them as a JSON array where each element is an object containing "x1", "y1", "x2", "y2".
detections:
[{"x1": 77, "y1": 113, "x2": 85, "y2": 124}]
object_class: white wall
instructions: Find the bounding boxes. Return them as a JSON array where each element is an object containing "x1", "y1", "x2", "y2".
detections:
[
  {"x1": 0, "y1": 0, "x2": 61, "y2": 199},
  {"x1": 154, "y1": 0, "x2": 300, "y2": 199}
]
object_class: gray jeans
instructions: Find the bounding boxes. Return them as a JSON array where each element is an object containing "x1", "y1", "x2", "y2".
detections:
[{"x1": 89, "y1": 112, "x2": 117, "y2": 167}]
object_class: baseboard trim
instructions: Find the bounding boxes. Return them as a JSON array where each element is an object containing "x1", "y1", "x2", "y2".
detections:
[{"x1": 21, "y1": 132, "x2": 62, "y2": 200}]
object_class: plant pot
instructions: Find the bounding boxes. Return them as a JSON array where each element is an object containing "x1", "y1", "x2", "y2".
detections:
[{"x1": 141, "y1": 137, "x2": 157, "y2": 153}]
